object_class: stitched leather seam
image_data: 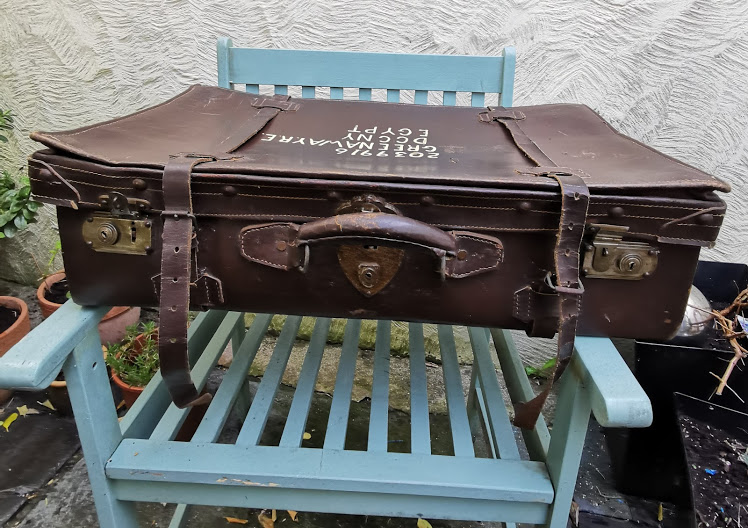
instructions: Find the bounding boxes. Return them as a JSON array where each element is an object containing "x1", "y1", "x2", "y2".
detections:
[
  {"x1": 239, "y1": 227, "x2": 292, "y2": 270},
  {"x1": 208, "y1": 213, "x2": 320, "y2": 219},
  {"x1": 31, "y1": 176, "x2": 720, "y2": 221},
  {"x1": 203, "y1": 277, "x2": 211, "y2": 306},
  {"x1": 433, "y1": 224, "x2": 557, "y2": 231},
  {"x1": 450, "y1": 264, "x2": 498, "y2": 278},
  {"x1": 152, "y1": 275, "x2": 160, "y2": 298},
  {"x1": 448, "y1": 234, "x2": 502, "y2": 278},
  {"x1": 192, "y1": 192, "x2": 327, "y2": 201},
  {"x1": 34, "y1": 162, "x2": 162, "y2": 181},
  {"x1": 632, "y1": 233, "x2": 714, "y2": 242},
  {"x1": 34, "y1": 164, "x2": 722, "y2": 213}
]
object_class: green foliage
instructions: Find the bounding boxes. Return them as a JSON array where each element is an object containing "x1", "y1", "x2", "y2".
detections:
[
  {"x1": 0, "y1": 109, "x2": 13, "y2": 143},
  {"x1": 0, "y1": 109, "x2": 41, "y2": 239},
  {"x1": 46, "y1": 239, "x2": 63, "y2": 275},
  {"x1": 105, "y1": 321, "x2": 159, "y2": 387},
  {"x1": 524, "y1": 357, "x2": 556, "y2": 379}
]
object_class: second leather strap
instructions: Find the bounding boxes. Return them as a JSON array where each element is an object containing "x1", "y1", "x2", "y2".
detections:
[{"x1": 159, "y1": 155, "x2": 214, "y2": 409}]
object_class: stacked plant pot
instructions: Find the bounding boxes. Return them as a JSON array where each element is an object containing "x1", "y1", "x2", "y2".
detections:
[{"x1": 0, "y1": 296, "x2": 31, "y2": 404}]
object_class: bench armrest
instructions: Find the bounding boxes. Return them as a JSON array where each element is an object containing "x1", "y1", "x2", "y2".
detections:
[
  {"x1": 572, "y1": 337, "x2": 653, "y2": 428},
  {"x1": 0, "y1": 301, "x2": 109, "y2": 390}
]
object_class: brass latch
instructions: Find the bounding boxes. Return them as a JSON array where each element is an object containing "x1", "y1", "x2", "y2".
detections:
[
  {"x1": 82, "y1": 192, "x2": 152, "y2": 255},
  {"x1": 581, "y1": 224, "x2": 658, "y2": 280}
]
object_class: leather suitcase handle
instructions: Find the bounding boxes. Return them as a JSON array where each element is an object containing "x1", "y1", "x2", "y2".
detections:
[
  {"x1": 298, "y1": 213, "x2": 457, "y2": 255},
  {"x1": 239, "y1": 215, "x2": 503, "y2": 279}
]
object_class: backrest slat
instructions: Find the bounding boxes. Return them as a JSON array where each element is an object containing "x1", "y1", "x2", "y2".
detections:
[
  {"x1": 217, "y1": 37, "x2": 515, "y2": 108},
  {"x1": 224, "y1": 46, "x2": 508, "y2": 94}
]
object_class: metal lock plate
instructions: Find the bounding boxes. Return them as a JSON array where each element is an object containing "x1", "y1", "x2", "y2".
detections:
[
  {"x1": 581, "y1": 224, "x2": 658, "y2": 280},
  {"x1": 82, "y1": 216, "x2": 152, "y2": 255},
  {"x1": 336, "y1": 194, "x2": 405, "y2": 296}
]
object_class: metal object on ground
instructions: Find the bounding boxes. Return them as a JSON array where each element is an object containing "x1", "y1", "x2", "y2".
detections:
[{"x1": 676, "y1": 285, "x2": 713, "y2": 338}]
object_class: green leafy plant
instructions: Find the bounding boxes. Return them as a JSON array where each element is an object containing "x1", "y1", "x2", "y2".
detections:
[
  {"x1": 524, "y1": 357, "x2": 556, "y2": 379},
  {"x1": 0, "y1": 109, "x2": 13, "y2": 143},
  {"x1": 0, "y1": 110, "x2": 41, "y2": 238},
  {"x1": 105, "y1": 321, "x2": 159, "y2": 387}
]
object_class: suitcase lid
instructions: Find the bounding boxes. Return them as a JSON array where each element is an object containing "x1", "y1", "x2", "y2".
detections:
[{"x1": 30, "y1": 85, "x2": 730, "y2": 195}]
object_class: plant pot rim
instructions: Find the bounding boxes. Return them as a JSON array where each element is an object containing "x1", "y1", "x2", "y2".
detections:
[
  {"x1": 0, "y1": 296, "x2": 29, "y2": 339},
  {"x1": 111, "y1": 369, "x2": 146, "y2": 392},
  {"x1": 37, "y1": 271, "x2": 131, "y2": 320}
]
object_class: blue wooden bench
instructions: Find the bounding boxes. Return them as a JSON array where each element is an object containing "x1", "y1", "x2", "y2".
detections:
[{"x1": 0, "y1": 39, "x2": 653, "y2": 528}]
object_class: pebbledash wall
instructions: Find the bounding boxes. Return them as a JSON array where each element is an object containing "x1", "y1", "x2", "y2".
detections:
[{"x1": 0, "y1": 2, "x2": 746, "y2": 285}]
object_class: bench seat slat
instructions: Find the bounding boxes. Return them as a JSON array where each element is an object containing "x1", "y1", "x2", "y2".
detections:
[{"x1": 236, "y1": 316, "x2": 303, "y2": 446}]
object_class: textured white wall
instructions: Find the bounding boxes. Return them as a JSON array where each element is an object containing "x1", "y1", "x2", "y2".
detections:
[{"x1": 1, "y1": 0, "x2": 745, "y2": 270}]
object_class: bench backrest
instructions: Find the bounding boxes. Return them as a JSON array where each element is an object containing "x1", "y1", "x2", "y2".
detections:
[{"x1": 217, "y1": 37, "x2": 515, "y2": 107}]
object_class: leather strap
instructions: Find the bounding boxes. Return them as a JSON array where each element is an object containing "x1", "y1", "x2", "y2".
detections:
[
  {"x1": 159, "y1": 155, "x2": 214, "y2": 408},
  {"x1": 492, "y1": 113, "x2": 591, "y2": 429},
  {"x1": 158, "y1": 97, "x2": 289, "y2": 408}
]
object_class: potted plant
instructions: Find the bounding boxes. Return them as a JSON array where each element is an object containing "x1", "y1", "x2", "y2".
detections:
[
  {"x1": 36, "y1": 241, "x2": 140, "y2": 345},
  {"x1": 105, "y1": 321, "x2": 159, "y2": 407},
  {"x1": 0, "y1": 296, "x2": 31, "y2": 404},
  {"x1": 105, "y1": 321, "x2": 208, "y2": 440}
]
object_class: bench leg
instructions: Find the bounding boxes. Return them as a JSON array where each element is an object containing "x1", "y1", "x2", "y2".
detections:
[
  {"x1": 64, "y1": 327, "x2": 138, "y2": 528},
  {"x1": 543, "y1": 366, "x2": 592, "y2": 528}
]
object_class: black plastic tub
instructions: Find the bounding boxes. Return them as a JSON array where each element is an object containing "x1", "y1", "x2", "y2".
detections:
[{"x1": 607, "y1": 260, "x2": 748, "y2": 504}]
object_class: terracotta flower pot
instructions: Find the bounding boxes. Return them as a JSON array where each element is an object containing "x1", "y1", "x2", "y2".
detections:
[
  {"x1": 37, "y1": 271, "x2": 140, "y2": 344},
  {"x1": 47, "y1": 379, "x2": 73, "y2": 416},
  {"x1": 110, "y1": 330, "x2": 158, "y2": 408},
  {"x1": 0, "y1": 296, "x2": 31, "y2": 404}
]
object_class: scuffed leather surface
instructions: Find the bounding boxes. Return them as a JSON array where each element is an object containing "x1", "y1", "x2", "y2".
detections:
[{"x1": 30, "y1": 85, "x2": 731, "y2": 193}]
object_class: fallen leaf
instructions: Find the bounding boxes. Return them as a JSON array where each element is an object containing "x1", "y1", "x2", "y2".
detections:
[
  {"x1": 2, "y1": 413, "x2": 18, "y2": 432},
  {"x1": 38, "y1": 400, "x2": 56, "y2": 411},
  {"x1": 116, "y1": 400, "x2": 127, "y2": 410},
  {"x1": 657, "y1": 503, "x2": 663, "y2": 522},
  {"x1": 416, "y1": 519, "x2": 432, "y2": 528},
  {"x1": 24, "y1": 409, "x2": 40, "y2": 415},
  {"x1": 302, "y1": 432, "x2": 311, "y2": 440},
  {"x1": 216, "y1": 478, "x2": 228, "y2": 483},
  {"x1": 258, "y1": 512, "x2": 274, "y2": 528},
  {"x1": 17, "y1": 405, "x2": 28, "y2": 417},
  {"x1": 287, "y1": 511, "x2": 298, "y2": 522},
  {"x1": 46, "y1": 478, "x2": 56, "y2": 486},
  {"x1": 134, "y1": 452, "x2": 139, "y2": 456},
  {"x1": 272, "y1": 509, "x2": 277, "y2": 522},
  {"x1": 225, "y1": 517, "x2": 249, "y2": 525}
]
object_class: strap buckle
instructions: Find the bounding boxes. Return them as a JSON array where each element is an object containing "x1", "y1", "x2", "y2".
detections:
[
  {"x1": 161, "y1": 210, "x2": 197, "y2": 227},
  {"x1": 544, "y1": 271, "x2": 585, "y2": 296}
]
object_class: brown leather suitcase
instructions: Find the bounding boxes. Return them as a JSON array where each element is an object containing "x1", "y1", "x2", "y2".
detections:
[{"x1": 28, "y1": 85, "x2": 729, "y2": 425}]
